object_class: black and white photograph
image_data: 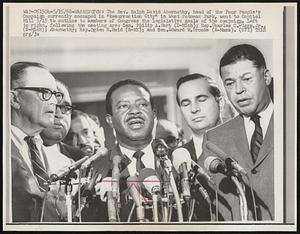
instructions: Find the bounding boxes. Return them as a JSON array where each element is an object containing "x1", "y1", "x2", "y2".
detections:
[{"x1": 3, "y1": 2, "x2": 297, "y2": 232}]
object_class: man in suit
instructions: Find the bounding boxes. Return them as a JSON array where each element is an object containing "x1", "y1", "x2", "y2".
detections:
[
  {"x1": 175, "y1": 73, "x2": 224, "y2": 221},
  {"x1": 203, "y1": 44, "x2": 274, "y2": 221},
  {"x1": 89, "y1": 79, "x2": 175, "y2": 222},
  {"x1": 40, "y1": 80, "x2": 84, "y2": 167},
  {"x1": 10, "y1": 62, "x2": 63, "y2": 222}
]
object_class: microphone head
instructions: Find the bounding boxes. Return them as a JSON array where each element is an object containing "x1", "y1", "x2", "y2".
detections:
[
  {"x1": 153, "y1": 138, "x2": 169, "y2": 158},
  {"x1": 204, "y1": 156, "x2": 225, "y2": 174},
  {"x1": 126, "y1": 176, "x2": 142, "y2": 206},
  {"x1": 172, "y1": 148, "x2": 192, "y2": 172},
  {"x1": 138, "y1": 168, "x2": 161, "y2": 194},
  {"x1": 112, "y1": 155, "x2": 121, "y2": 165}
]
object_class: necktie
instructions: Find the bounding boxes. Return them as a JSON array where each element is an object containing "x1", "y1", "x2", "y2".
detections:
[
  {"x1": 250, "y1": 115, "x2": 263, "y2": 164},
  {"x1": 25, "y1": 136, "x2": 50, "y2": 192},
  {"x1": 133, "y1": 150, "x2": 145, "y2": 173}
]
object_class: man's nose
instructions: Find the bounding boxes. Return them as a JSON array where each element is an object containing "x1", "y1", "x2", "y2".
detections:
[
  {"x1": 129, "y1": 104, "x2": 142, "y2": 115},
  {"x1": 77, "y1": 134, "x2": 90, "y2": 145},
  {"x1": 191, "y1": 102, "x2": 200, "y2": 113},
  {"x1": 235, "y1": 80, "x2": 245, "y2": 94},
  {"x1": 55, "y1": 105, "x2": 63, "y2": 119}
]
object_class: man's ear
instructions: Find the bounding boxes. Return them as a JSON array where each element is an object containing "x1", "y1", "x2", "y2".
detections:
[
  {"x1": 264, "y1": 69, "x2": 272, "y2": 86},
  {"x1": 10, "y1": 90, "x2": 20, "y2": 109},
  {"x1": 153, "y1": 108, "x2": 157, "y2": 119},
  {"x1": 105, "y1": 114, "x2": 113, "y2": 128}
]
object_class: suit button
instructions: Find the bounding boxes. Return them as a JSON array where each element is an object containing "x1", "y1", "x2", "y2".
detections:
[{"x1": 251, "y1": 168, "x2": 258, "y2": 174}]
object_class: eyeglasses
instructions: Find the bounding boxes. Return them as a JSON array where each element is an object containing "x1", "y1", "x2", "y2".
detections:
[
  {"x1": 14, "y1": 87, "x2": 64, "y2": 102},
  {"x1": 56, "y1": 104, "x2": 75, "y2": 114}
]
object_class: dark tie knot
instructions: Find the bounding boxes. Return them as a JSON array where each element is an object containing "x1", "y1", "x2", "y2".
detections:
[
  {"x1": 24, "y1": 136, "x2": 35, "y2": 146},
  {"x1": 250, "y1": 114, "x2": 261, "y2": 125},
  {"x1": 133, "y1": 150, "x2": 144, "y2": 160}
]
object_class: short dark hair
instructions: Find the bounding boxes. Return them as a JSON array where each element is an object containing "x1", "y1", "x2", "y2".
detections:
[
  {"x1": 219, "y1": 44, "x2": 266, "y2": 75},
  {"x1": 11, "y1": 61, "x2": 47, "y2": 88},
  {"x1": 176, "y1": 73, "x2": 221, "y2": 105},
  {"x1": 105, "y1": 79, "x2": 154, "y2": 115}
]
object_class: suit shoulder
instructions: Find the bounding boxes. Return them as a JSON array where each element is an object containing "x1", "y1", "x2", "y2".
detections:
[{"x1": 206, "y1": 115, "x2": 241, "y2": 136}]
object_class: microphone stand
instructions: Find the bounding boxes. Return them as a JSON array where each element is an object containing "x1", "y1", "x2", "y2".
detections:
[{"x1": 230, "y1": 175, "x2": 248, "y2": 221}]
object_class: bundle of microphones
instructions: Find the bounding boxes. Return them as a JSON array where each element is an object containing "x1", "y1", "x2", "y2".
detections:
[{"x1": 45, "y1": 140, "x2": 249, "y2": 222}]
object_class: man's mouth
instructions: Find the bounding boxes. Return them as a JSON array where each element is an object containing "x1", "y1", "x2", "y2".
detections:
[
  {"x1": 80, "y1": 145, "x2": 94, "y2": 154},
  {"x1": 192, "y1": 116, "x2": 205, "y2": 122},
  {"x1": 127, "y1": 117, "x2": 145, "y2": 129},
  {"x1": 53, "y1": 121, "x2": 64, "y2": 129},
  {"x1": 237, "y1": 98, "x2": 251, "y2": 106}
]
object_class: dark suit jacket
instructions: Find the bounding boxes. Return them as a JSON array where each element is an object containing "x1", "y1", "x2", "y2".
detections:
[
  {"x1": 202, "y1": 114, "x2": 274, "y2": 221},
  {"x1": 11, "y1": 140, "x2": 60, "y2": 222},
  {"x1": 58, "y1": 142, "x2": 85, "y2": 162},
  {"x1": 179, "y1": 140, "x2": 227, "y2": 221},
  {"x1": 82, "y1": 141, "x2": 177, "y2": 222}
]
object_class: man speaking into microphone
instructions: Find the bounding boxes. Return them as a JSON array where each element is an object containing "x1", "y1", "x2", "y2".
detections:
[
  {"x1": 88, "y1": 79, "x2": 169, "y2": 222},
  {"x1": 203, "y1": 44, "x2": 274, "y2": 221}
]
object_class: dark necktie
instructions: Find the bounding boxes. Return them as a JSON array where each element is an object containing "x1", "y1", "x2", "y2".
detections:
[
  {"x1": 25, "y1": 136, "x2": 50, "y2": 192},
  {"x1": 133, "y1": 150, "x2": 145, "y2": 172},
  {"x1": 250, "y1": 115, "x2": 263, "y2": 164}
]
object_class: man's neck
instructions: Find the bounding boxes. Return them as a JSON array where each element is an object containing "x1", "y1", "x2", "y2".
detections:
[
  {"x1": 11, "y1": 118, "x2": 42, "y2": 136},
  {"x1": 118, "y1": 138, "x2": 152, "y2": 151}
]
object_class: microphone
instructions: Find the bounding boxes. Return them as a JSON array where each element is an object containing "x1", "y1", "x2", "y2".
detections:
[
  {"x1": 171, "y1": 148, "x2": 191, "y2": 200},
  {"x1": 204, "y1": 156, "x2": 227, "y2": 175},
  {"x1": 153, "y1": 138, "x2": 173, "y2": 172},
  {"x1": 112, "y1": 155, "x2": 121, "y2": 199},
  {"x1": 138, "y1": 168, "x2": 161, "y2": 222},
  {"x1": 49, "y1": 155, "x2": 89, "y2": 183},
  {"x1": 106, "y1": 182, "x2": 117, "y2": 222},
  {"x1": 126, "y1": 176, "x2": 145, "y2": 222},
  {"x1": 205, "y1": 141, "x2": 247, "y2": 175},
  {"x1": 80, "y1": 147, "x2": 108, "y2": 170}
]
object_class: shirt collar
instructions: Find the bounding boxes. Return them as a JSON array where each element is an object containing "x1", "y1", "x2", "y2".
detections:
[
  {"x1": 119, "y1": 141, "x2": 153, "y2": 160},
  {"x1": 192, "y1": 133, "x2": 204, "y2": 158},
  {"x1": 11, "y1": 125, "x2": 28, "y2": 146},
  {"x1": 243, "y1": 101, "x2": 274, "y2": 122}
]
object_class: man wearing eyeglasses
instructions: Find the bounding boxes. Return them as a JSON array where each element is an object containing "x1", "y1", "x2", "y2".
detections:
[{"x1": 10, "y1": 62, "x2": 63, "y2": 222}]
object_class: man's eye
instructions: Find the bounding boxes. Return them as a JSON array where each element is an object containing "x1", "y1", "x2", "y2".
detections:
[
  {"x1": 243, "y1": 76, "x2": 252, "y2": 81},
  {"x1": 138, "y1": 102, "x2": 148, "y2": 108},
  {"x1": 197, "y1": 97, "x2": 207, "y2": 102},
  {"x1": 225, "y1": 81, "x2": 234, "y2": 87},
  {"x1": 118, "y1": 104, "x2": 129, "y2": 110},
  {"x1": 181, "y1": 101, "x2": 190, "y2": 107}
]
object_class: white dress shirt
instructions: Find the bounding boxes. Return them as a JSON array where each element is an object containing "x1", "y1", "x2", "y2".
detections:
[
  {"x1": 243, "y1": 102, "x2": 274, "y2": 147},
  {"x1": 119, "y1": 142, "x2": 155, "y2": 176},
  {"x1": 192, "y1": 134, "x2": 204, "y2": 161},
  {"x1": 43, "y1": 144, "x2": 74, "y2": 175}
]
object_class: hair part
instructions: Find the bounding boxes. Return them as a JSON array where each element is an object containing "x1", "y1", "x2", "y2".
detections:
[
  {"x1": 219, "y1": 44, "x2": 266, "y2": 76},
  {"x1": 105, "y1": 79, "x2": 154, "y2": 115},
  {"x1": 10, "y1": 61, "x2": 48, "y2": 88},
  {"x1": 176, "y1": 73, "x2": 221, "y2": 105}
]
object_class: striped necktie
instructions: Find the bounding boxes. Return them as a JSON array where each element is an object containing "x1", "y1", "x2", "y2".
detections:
[
  {"x1": 250, "y1": 115, "x2": 263, "y2": 164},
  {"x1": 133, "y1": 150, "x2": 145, "y2": 173},
  {"x1": 25, "y1": 136, "x2": 50, "y2": 192}
]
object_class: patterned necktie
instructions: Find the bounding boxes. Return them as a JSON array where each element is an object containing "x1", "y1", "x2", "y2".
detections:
[
  {"x1": 133, "y1": 150, "x2": 145, "y2": 172},
  {"x1": 25, "y1": 136, "x2": 50, "y2": 192},
  {"x1": 250, "y1": 115, "x2": 263, "y2": 164}
]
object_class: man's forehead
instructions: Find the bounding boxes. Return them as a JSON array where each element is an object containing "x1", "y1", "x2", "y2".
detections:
[
  {"x1": 112, "y1": 84, "x2": 150, "y2": 100},
  {"x1": 178, "y1": 79, "x2": 211, "y2": 98},
  {"x1": 23, "y1": 66, "x2": 56, "y2": 89},
  {"x1": 71, "y1": 115, "x2": 92, "y2": 131}
]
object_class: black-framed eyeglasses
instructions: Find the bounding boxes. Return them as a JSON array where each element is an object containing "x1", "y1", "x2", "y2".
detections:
[
  {"x1": 56, "y1": 104, "x2": 75, "y2": 114},
  {"x1": 14, "y1": 87, "x2": 64, "y2": 102}
]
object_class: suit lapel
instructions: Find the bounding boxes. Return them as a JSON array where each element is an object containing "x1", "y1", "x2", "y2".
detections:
[
  {"x1": 110, "y1": 145, "x2": 132, "y2": 178},
  {"x1": 253, "y1": 114, "x2": 274, "y2": 168},
  {"x1": 230, "y1": 115, "x2": 253, "y2": 168}
]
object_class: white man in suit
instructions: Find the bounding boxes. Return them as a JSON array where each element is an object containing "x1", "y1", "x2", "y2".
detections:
[
  {"x1": 175, "y1": 73, "x2": 225, "y2": 221},
  {"x1": 10, "y1": 62, "x2": 63, "y2": 222}
]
